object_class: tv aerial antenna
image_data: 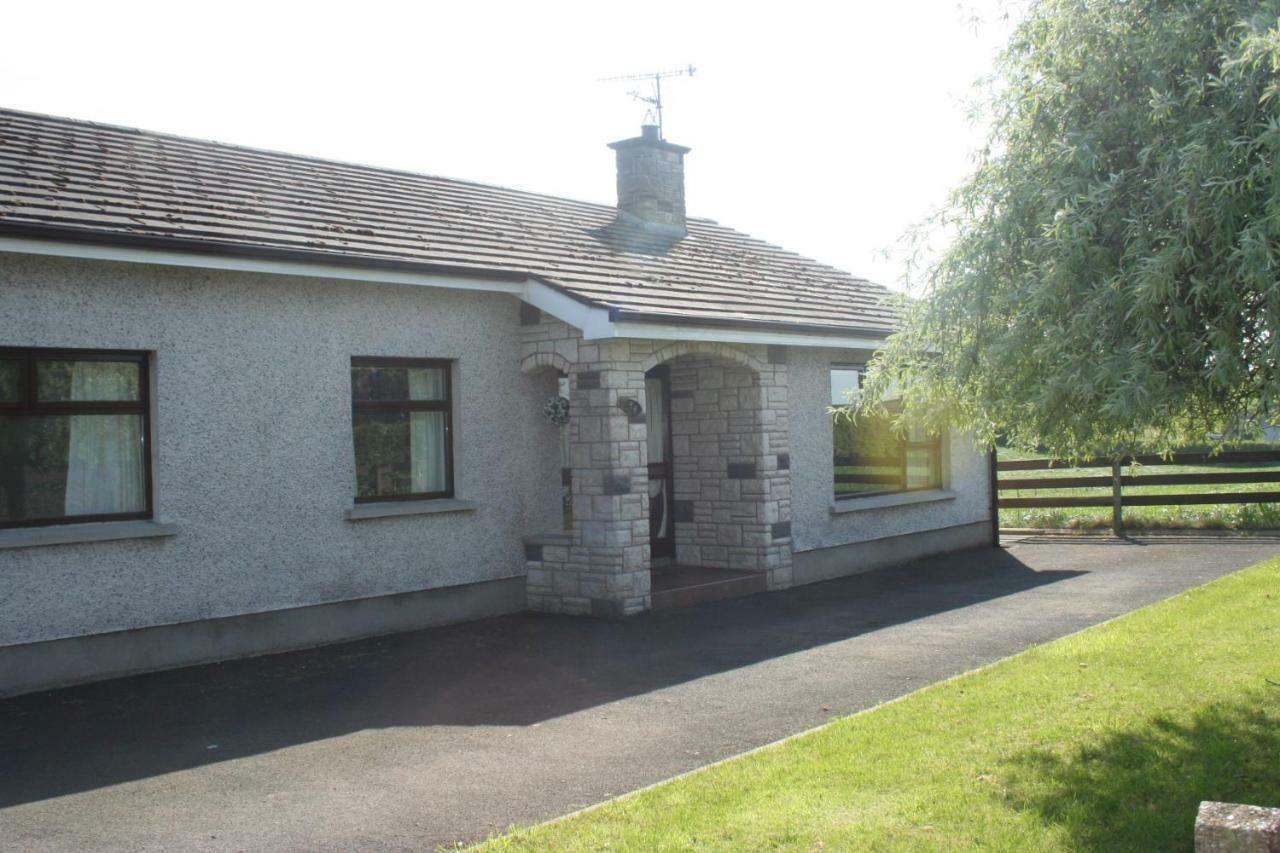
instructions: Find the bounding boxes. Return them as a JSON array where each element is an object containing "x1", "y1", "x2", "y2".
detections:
[{"x1": 598, "y1": 64, "x2": 696, "y2": 138}]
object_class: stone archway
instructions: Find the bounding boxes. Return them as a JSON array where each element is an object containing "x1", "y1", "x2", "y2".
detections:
[
  {"x1": 520, "y1": 351, "x2": 572, "y2": 376},
  {"x1": 647, "y1": 348, "x2": 792, "y2": 588},
  {"x1": 640, "y1": 341, "x2": 767, "y2": 375}
]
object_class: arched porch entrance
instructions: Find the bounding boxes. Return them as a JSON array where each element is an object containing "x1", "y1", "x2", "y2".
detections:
[
  {"x1": 521, "y1": 330, "x2": 792, "y2": 616},
  {"x1": 642, "y1": 349, "x2": 792, "y2": 607}
]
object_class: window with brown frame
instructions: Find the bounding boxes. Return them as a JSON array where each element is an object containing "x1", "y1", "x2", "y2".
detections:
[
  {"x1": 351, "y1": 357, "x2": 454, "y2": 502},
  {"x1": 831, "y1": 365, "x2": 943, "y2": 499},
  {"x1": 0, "y1": 348, "x2": 152, "y2": 528}
]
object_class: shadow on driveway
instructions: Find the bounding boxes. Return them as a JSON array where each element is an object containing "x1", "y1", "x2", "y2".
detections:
[{"x1": 0, "y1": 546, "x2": 1077, "y2": 809}]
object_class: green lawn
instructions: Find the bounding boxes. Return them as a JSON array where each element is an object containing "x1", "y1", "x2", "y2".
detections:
[
  {"x1": 998, "y1": 445, "x2": 1280, "y2": 530},
  {"x1": 479, "y1": 557, "x2": 1280, "y2": 851}
]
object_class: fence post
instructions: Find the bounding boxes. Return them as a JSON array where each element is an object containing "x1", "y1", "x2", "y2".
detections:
[
  {"x1": 1111, "y1": 460, "x2": 1124, "y2": 534},
  {"x1": 989, "y1": 448, "x2": 1000, "y2": 547}
]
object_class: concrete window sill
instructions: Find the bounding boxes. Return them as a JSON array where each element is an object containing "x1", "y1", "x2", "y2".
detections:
[
  {"x1": 0, "y1": 520, "x2": 180, "y2": 550},
  {"x1": 830, "y1": 489, "x2": 957, "y2": 515},
  {"x1": 345, "y1": 498, "x2": 479, "y2": 521}
]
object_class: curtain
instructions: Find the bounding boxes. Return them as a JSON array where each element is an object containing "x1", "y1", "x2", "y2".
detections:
[
  {"x1": 64, "y1": 362, "x2": 145, "y2": 516},
  {"x1": 409, "y1": 368, "x2": 447, "y2": 493}
]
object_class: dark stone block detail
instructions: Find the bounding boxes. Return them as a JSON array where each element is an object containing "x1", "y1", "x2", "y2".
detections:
[
  {"x1": 524, "y1": 543, "x2": 543, "y2": 561},
  {"x1": 603, "y1": 474, "x2": 631, "y2": 495},
  {"x1": 670, "y1": 389, "x2": 694, "y2": 399},
  {"x1": 727, "y1": 462, "x2": 757, "y2": 480},
  {"x1": 519, "y1": 302, "x2": 542, "y2": 325},
  {"x1": 673, "y1": 500, "x2": 695, "y2": 523},
  {"x1": 776, "y1": 453, "x2": 790, "y2": 470},
  {"x1": 576, "y1": 370, "x2": 601, "y2": 390},
  {"x1": 767, "y1": 344, "x2": 788, "y2": 364},
  {"x1": 771, "y1": 521, "x2": 792, "y2": 540}
]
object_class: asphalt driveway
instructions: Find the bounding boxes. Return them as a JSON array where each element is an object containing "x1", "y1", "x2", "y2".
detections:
[{"x1": 2, "y1": 535, "x2": 1276, "y2": 851}]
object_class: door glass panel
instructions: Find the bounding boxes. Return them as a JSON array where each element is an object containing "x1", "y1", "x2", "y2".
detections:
[
  {"x1": 645, "y1": 374, "x2": 672, "y2": 555},
  {"x1": 645, "y1": 377, "x2": 667, "y2": 465}
]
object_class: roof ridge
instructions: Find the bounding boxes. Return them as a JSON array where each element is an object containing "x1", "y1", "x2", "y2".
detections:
[
  {"x1": 0, "y1": 106, "x2": 900, "y2": 335},
  {"x1": 0, "y1": 106, "x2": 720, "y2": 226}
]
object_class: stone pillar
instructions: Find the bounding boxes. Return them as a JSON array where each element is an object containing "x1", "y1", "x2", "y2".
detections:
[{"x1": 525, "y1": 333, "x2": 651, "y2": 616}]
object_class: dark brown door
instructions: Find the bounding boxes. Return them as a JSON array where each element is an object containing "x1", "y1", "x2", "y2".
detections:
[{"x1": 645, "y1": 366, "x2": 675, "y2": 560}]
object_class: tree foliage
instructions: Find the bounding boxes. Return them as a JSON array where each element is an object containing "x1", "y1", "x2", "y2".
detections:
[{"x1": 861, "y1": 0, "x2": 1280, "y2": 459}]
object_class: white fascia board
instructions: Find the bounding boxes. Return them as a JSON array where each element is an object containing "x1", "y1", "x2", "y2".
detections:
[
  {"x1": 609, "y1": 319, "x2": 888, "y2": 351},
  {"x1": 520, "y1": 279, "x2": 615, "y2": 338},
  {"x1": 520, "y1": 280, "x2": 888, "y2": 350},
  {"x1": 0, "y1": 236, "x2": 889, "y2": 351},
  {"x1": 0, "y1": 236, "x2": 526, "y2": 296}
]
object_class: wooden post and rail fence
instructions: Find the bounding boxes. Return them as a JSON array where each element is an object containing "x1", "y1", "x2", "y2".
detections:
[{"x1": 990, "y1": 449, "x2": 1280, "y2": 541}]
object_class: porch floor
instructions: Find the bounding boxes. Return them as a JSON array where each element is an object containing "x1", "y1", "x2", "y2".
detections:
[{"x1": 649, "y1": 565, "x2": 768, "y2": 610}]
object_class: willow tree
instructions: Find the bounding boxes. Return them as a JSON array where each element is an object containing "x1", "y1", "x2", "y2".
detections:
[{"x1": 861, "y1": 0, "x2": 1280, "y2": 460}]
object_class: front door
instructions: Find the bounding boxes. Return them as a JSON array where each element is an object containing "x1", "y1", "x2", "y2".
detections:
[{"x1": 645, "y1": 366, "x2": 675, "y2": 560}]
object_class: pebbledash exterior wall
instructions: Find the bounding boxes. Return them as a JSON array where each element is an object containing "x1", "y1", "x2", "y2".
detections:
[
  {"x1": 0, "y1": 253, "x2": 561, "y2": 667},
  {"x1": 0, "y1": 251, "x2": 991, "y2": 694}
]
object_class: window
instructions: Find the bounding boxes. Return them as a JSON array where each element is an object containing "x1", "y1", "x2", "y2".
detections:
[
  {"x1": 831, "y1": 365, "x2": 942, "y2": 499},
  {"x1": 0, "y1": 348, "x2": 151, "y2": 528},
  {"x1": 351, "y1": 357, "x2": 453, "y2": 502}
]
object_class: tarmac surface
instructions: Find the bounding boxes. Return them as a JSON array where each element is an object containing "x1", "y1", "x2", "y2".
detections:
[{"x1": 2, "y1": 535, "x2": 1276, "y2": 851}]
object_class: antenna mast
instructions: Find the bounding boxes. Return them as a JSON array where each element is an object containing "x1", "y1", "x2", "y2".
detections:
[{"x1": 598, "y1": 64, "x2": 696, "y2": 138}]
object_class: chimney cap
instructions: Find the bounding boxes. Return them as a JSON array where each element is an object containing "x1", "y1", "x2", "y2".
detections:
[{"x1": 607, "y1": 125, "x2": 691, "y2": 155}]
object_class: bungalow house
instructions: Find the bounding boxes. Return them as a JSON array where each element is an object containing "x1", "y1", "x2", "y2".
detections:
[{"x1": 0, "y1": 108, "x2": 994, "y2": 696}]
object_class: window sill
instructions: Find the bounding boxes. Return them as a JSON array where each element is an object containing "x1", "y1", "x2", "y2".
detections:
[
  {"x1": 345, "y1": 498, "x2": 479, "y2": 521},
  {"x1": 830, "y1": 489, "x2": 957, "y2": 515},
  {"x1": 0, "y1": 520, "x2": 179, "y2": 550}
]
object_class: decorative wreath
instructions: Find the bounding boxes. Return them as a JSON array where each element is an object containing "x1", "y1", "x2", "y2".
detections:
[{"x1": 543, "y1": 395, "x2": 570, "y2": 426}]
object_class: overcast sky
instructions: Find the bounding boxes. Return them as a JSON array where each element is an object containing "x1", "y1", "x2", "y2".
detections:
[{"x1": 2, "y1": 0, "x2": 1016, "y2": 290}]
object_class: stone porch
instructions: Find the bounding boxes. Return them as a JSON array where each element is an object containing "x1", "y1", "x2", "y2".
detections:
[{"x1": 519, "y1": 307, "x2": 793, "y2": 615}]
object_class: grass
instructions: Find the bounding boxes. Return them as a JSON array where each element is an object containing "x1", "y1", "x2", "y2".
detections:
[
  {"x1": 479, "y1": 557, "x2": 1280, "y2": 851},
  {"x1": 997, "y1": 444, "x2": 1280, "y2": 530}
]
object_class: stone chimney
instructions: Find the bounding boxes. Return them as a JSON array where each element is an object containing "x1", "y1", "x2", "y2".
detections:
[{"x1": 607, "y1": 124, "x2": 691, "y2": 237}]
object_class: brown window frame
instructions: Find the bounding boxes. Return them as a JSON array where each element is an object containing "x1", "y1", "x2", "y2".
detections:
[
  {"x1": 350, "y1": 356, "x2": 455, "y2": 503},
  {"x1": 831, "y1": 365, "x2": 943, "y2": 501},
  {"x1": 0, "y1": 346, "x2": 153, "y2": 529}
]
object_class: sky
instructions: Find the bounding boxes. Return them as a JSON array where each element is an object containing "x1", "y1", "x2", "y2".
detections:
[{"x1": 2, "y1": 0, "x2": 1017, "y2": 290}]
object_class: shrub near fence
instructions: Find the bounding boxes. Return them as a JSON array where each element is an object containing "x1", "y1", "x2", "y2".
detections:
[{"x1": 996, "y1": 450, "x2": 1280, "y2": 532}]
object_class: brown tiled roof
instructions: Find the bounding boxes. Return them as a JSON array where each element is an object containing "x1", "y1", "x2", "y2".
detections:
[{"x1": 0, "y1": 108, "x2": 898, "y2": 335}]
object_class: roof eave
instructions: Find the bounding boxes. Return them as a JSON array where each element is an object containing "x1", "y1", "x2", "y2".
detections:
[{"x1": 0, "y1": 223, "x2": 896, "y2": 350}]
